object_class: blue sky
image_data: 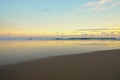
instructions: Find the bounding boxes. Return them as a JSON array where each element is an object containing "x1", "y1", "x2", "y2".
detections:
[{"x1": 0, "y1": 0, "x2": 120, "y2": 36}]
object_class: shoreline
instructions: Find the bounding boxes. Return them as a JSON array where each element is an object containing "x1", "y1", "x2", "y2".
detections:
[{"x1": 0, "y1": 49, "x2": 120, "y2": 80}]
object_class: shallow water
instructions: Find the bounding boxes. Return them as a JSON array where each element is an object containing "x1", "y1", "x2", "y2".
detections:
[{"x1": 0, "y1": 40, "x2": 120, "y2": 65}]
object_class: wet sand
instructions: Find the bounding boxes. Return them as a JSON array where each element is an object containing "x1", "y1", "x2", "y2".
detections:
[{"x1": 0, "y1": 49, "x2": 120, "y2": 80}]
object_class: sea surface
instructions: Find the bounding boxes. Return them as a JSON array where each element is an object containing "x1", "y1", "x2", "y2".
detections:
[{"x1": 0, "y1": 39, "x2": 120, "y2": 65}]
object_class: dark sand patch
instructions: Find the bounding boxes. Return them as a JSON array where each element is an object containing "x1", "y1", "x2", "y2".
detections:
[{"x1": 0, "y1": 49, "x2": 120, "y2": 80}]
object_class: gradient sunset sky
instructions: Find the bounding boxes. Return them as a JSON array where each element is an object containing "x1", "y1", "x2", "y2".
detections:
[{"x1": 0, "y1": 0, "x2": 120, "y2": 37}]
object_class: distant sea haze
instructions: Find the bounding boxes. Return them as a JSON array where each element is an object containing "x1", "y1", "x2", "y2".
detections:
[{"x1": 0, "y1": 36, "x2": 120, "y2": 41}]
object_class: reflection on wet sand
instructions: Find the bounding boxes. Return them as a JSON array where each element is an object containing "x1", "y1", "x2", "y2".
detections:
[
  {"x1": 0, "y1": 40, "x2": 120, "y2": 48},
  {"x1": 0, "y1": 40, "x2": 120, "y2": 65}
]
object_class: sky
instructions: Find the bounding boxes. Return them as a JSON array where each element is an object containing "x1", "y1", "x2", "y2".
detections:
[{"x1": 0, "y1": 0, "x2": 120, "y2": 37}]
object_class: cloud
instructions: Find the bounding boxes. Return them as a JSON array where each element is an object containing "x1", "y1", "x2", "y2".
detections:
[
  {"x1": 84, "y1": 0, "x2": 120, "y2": 11},
  {"x1": 75, "y1": 28, "x2": 120, "y2": 32},
  {"x1": 76, "y1": 28, "x2": 109, "y2": 31},
  {"x1": 44, "y1": 9, "x2": 51, "y2": 12}
]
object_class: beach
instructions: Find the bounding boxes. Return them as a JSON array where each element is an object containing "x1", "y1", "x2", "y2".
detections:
[{"x1": 0, "y1": 49, "x2": 120, "y2": 80}]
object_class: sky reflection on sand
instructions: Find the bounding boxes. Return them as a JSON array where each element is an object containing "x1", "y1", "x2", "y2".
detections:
[{"x1": 0, "y1": 40, "x2": 120, "y2": 65}]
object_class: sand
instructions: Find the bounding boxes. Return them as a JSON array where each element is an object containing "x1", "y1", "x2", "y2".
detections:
[{"x1": 0, "y1": 49, "x2": 120, "y2": 80}]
